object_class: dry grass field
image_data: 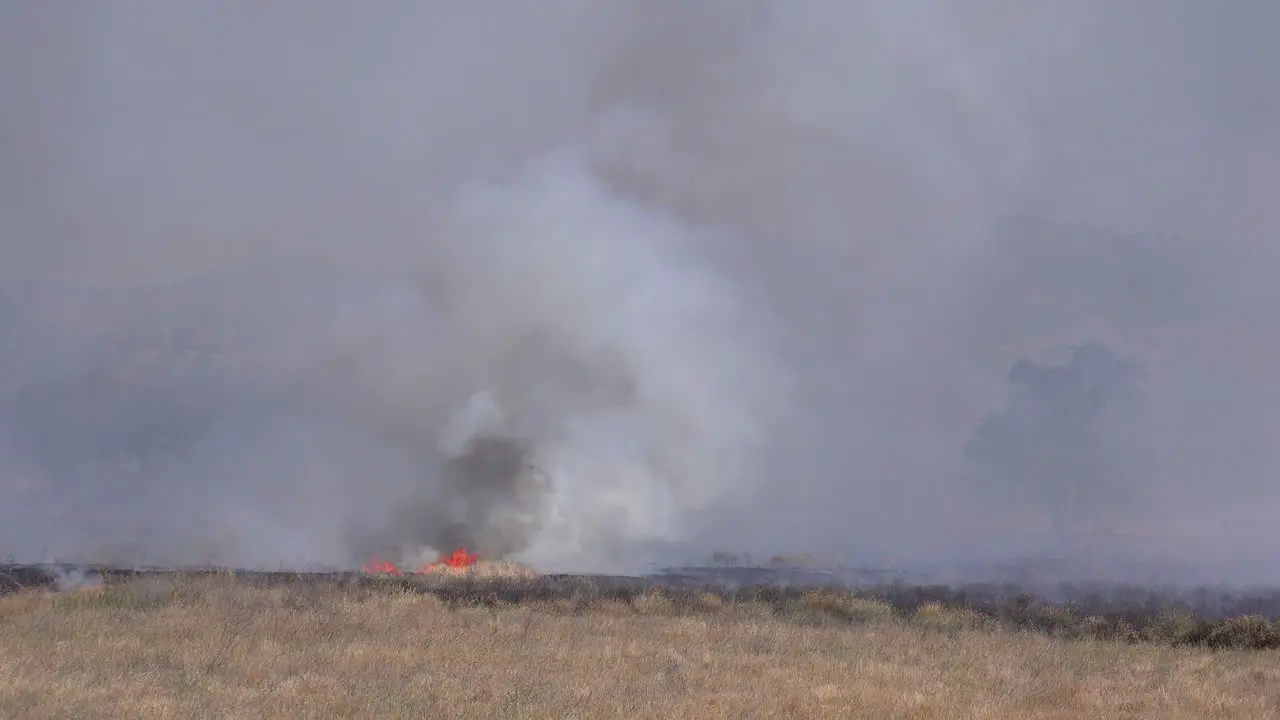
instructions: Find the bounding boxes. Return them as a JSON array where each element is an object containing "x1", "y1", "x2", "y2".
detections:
[{"x1": 1, "y1": 573, "x2": 1278, "y2": 719}]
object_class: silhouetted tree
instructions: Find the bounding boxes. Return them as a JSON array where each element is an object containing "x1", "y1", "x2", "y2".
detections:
[{"x1": 964, "y1": 343, "x2": 1144, "y2": 534}]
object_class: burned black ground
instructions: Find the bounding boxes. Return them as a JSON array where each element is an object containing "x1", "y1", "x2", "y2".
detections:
[{"x1": 4, "y1": 562, "x2": 1279, "y2": 651}]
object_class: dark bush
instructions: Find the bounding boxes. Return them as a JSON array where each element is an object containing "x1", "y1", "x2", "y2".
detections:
[{"x1": 1203, "y1": 615, "x2": 1280, "y2": 651}]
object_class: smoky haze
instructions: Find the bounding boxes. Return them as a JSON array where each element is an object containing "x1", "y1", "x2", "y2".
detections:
[{"x1": 1, "y1": 2, "x2": 1277, "y2": 581}]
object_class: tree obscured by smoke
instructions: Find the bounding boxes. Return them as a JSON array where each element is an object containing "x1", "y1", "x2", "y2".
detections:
[{"x1": 964, "y1": 343, "x2": 1145, "y2": 535}]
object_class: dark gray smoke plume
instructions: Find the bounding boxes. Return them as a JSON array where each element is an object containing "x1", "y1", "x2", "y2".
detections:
[{"x1": 2, "y1": 2, "x2": 1278, "y2": 580}]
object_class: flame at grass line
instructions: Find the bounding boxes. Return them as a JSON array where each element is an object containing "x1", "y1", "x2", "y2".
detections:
[{"x1": 362, "y1": 547, "x2": 480, "y2": 576}]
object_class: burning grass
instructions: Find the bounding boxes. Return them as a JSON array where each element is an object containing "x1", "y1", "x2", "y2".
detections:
[
  {"x1": 362, "y1": 546, "x2": 483, "y2": 575},
  {"x1": 360, "y1": 547, "x2": 539, "y2": 581},
  {"x1": 1, "y1": 575, "x2": 1279, "y2": 719}
]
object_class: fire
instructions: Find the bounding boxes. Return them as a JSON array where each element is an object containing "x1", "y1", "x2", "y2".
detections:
[
  {"x1": 362, "y1": 547, "x2": 480, "y2": 576},
  {"x1": 420, "y1": 546, "x2": 480, "y2": 572},
  {"x1": 361, "y1": 557, "x2": 404, "y2": 575}
]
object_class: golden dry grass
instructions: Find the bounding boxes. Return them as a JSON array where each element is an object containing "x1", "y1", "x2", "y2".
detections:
[{"x1": 1, "y1": 578, "x2": 1278, "y2": 719}]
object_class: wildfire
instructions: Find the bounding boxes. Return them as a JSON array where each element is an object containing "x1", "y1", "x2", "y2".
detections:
[
  {"x1": 361, "y1": 558, "x2": 404, "y2": 576},
  {"x1": 362, "y1": 547, "x2": 480, "y2": 576}
]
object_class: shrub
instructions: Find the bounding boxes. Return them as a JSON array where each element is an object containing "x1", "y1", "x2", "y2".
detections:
[
  {"x1": 912, "y1": 602, "x2": 990, "y2": 633},
  {"x1": 799, "y1": 590, "x2": 897, "y2": 624},
  {"x1": 1204, "y1": 615, "x2": 1280, "y2": 651}
]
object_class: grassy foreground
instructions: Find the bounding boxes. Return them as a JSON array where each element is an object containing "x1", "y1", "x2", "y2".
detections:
[{"x1": 2, "y1": 575, "x2": 1279, "y2": 719}]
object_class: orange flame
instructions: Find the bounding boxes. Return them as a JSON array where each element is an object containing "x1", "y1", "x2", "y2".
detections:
[
  {"x1": 362, "y1": 547, "x2": 480, "y2": 576},
  {"x1": 418, "y1": 546, "x2": 480, "y2": 573},
  {"x1": 361, "y1": 556, "x2": 404, "y2": 575}
]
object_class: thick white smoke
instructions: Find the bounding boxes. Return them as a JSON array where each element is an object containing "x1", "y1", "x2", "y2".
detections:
[
  {"x1": 2, "y1": 2, "x2": 1278, "y2": 582},
  {"x1": 324, "y1": 149, "x2": 789, "y2": 570}
]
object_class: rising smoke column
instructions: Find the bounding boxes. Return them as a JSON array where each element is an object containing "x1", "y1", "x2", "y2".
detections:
[{"x1": 317, "y1": 149, "x2": 790, "y2": 571}]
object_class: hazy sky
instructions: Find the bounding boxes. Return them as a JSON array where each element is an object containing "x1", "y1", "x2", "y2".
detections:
[{"x1": 1, "y1": 2, "x2": 1277, "y2": 578}]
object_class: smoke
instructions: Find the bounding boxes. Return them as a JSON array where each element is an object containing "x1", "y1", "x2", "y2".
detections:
[
  {"x1": 322, "y1": 150, "x2": 788, "y2": 568},
  {"x1": 1, "y1": 2, "x2": 1278, "y2": 581}
]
